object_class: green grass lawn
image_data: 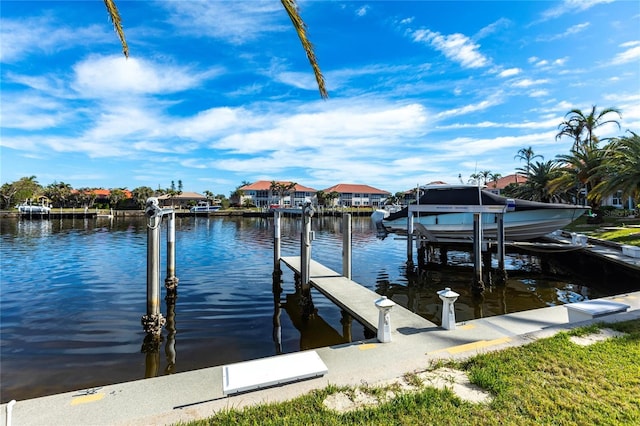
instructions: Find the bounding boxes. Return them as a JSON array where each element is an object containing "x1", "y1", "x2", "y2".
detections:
[
  {"x1": 564, "y1": 215, "x2": 640, "y2": 246},
  {"x1": 180, "y1": 320, "x2": 640, "y2": 426}
]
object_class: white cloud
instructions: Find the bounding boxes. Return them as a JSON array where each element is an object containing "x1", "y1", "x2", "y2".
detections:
[
  {"x1": 499, "y1": 68, "x2": 521, "y2": 78},
  {"x1": 356, "y1": 6, "x2": 369, "y2": 17},
  {"x1": 611, "y1": 41, "x2": 640, "y2": 65},
  {"x1": 540, "y1": 0, "x2": 614, "y2": 21},
  {"x1": 161, "y1": 0, "x2": 288, "y2": 45},
  {"x1": 538, "y1": 22, "x2": 590, "y2": 41},
  {"x1": 0, "y1": 16, "x2": 110, "y2": 63},
  {"x1": 435, "y1": 93, "x2": 504, "y2": 120},
  {"x1": 474, "y1": 18, "x2": 511, "y2": 40},
  {"x1": 411, "y1": 29, "x2": 490, "y2": 69},
  {"x1": 511, "y1": 79, "x2": 549, "y2": 88},
  {"x1": 71, "y1": 55, "x2": 217, "y2": 98}
]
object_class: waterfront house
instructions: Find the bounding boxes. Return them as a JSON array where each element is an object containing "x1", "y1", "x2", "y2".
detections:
[
  {"x1": 320, "y1": 183, "x2": 390, "y2": 208},
  {"x1": 158, "y1": 192, "x2": 208, "y2": 208},
  {"x1": 237, "y1": 181, "x2": 317, "y2": 208}
]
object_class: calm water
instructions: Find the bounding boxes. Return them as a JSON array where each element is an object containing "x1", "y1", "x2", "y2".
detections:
[{"x1": 0, "y1": 215, "x2": 619, "y2": 402}]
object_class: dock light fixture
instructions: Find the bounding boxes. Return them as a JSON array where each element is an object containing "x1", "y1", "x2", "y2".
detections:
[{"x1": 374, "y1": 296, "x2": 396, "y2": 343}]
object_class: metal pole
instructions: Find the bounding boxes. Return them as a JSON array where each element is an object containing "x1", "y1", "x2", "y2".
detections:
[
  {"x1": 473, "y1": 213, "x2": 484, "y2": 291},
  {"x1": 301, "y1": 210, "x2": 312, "y2": 288},
  {"x1": 496, "y1": 213, "x2": 507, "y2": 284},
  {"x1": 165, "y1": 211, "x2": 178, "y2": 296},
  {"x1": 407, "y1": 212, "x2": 414, "y2": 266},
  {"x1": 300, "y1": 202, "x2": 315, "y2": 318},
  {"x1": 274, "y1": 210, "x2": 281, "y2": 275},
  {"x1": 342, "y1": 213, "x2": 352, "y2": 280},
  {"x1": 142, "y1": 198, "x2": 165, "y2": 335}
]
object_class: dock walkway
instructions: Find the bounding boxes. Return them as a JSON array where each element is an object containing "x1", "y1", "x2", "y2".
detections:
[
  {"x1": 545, "y1": 232, "x2": 640, "y2": 270},
  {"x1": 280, "y1": 256, "x2": 436, "y2": 331}
]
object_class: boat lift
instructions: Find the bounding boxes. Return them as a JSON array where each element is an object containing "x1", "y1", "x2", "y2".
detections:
[
  {"x1": 142, "y1": 197, "x2": 179, "y2": 335},
  {"x1": 406, "y1": 202, "x2": 511, "y2": 290}
]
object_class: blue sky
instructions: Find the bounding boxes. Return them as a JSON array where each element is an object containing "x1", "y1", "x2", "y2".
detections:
[{"x1": 1, "y1": 1, "x2": 639, "y2": 196}]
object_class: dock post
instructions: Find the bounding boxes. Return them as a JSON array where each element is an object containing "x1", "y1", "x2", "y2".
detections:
[
  {"x1": 165, "y1": 211, "x2": 179, "y2": 298},
  {"x1": 437, "y1": 287, "x2": 459, "y2": 330},
  {"x1": 472, "y1": 213, "x2": 485, "y2": 292},
  {"x1": 300, "y1": 202, "x2": 315, "y2": 318},
  {"x1": 374, "y1": 296, "x2": 396, "y2": 343},
  {"x1": 407, "y1": 213, "x2": 414, "y2": 262},
  {"x1": 273, "y1": 210, "x2": 282, "y2": 278},
  {"x1": 496, "y1": 213, "x2": 507, "y2": 284},
  {"x1": 342, "y1": 213, "x2": 352, "y2": 279},
  {"x1": 142, "y1": 198, "x2": 166, "y2": 335}
]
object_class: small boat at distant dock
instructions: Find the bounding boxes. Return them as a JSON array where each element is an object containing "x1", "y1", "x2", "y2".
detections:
[
  {"x1": 17, "y1": 201, "x2": 51, "y2": 215},
  {"x1": 190, "y1": 202, "x2": 221, "y2": 213}
]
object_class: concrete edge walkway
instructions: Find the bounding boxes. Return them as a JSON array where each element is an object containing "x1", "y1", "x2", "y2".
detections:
[{"x1": 2, "y1": 291, "x2": 639, "y2": 426}]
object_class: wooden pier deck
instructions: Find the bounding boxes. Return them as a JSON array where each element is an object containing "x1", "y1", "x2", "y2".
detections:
[{"x1": 280, "y1": 256, "x2": 436, "y2": 332}]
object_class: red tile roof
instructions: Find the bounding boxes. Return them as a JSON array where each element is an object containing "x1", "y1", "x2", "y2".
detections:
[
  {"x1": 73, "y1": 188, "x2": 133, "y2": 198},
  {"x1": 240, "y1": 180, "x2": 317, "y2": 192},
  {"x1": 321, "y1": 183, "x2": 390, "y2": 195},
  {"x1": 487, "y1": 174, "x2": 527, "y2": 189}
]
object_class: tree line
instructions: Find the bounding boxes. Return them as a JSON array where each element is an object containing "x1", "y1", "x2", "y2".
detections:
[
  {"x1": 461, "y1": 106, "x2": 639, "y2": 217},
  {"x1": 0, "y1": 179, "x2": 227, "y2": 210}
]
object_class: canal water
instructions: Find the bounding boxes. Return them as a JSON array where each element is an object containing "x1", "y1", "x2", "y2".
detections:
[{"x1": 0, "y1": 215, "x2": 626, "y2": 402}]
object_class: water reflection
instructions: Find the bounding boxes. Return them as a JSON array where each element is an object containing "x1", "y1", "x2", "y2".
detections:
[{"x1": 0, "y1": 215, "x2": 629, "y2": 403}]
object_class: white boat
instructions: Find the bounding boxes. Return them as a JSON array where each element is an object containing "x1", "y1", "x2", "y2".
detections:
[
  {"x1": 17, "y1": 201, "x2": 51, "y2": 215},
  {"x1": 190, "y1": 202, "x2": 221, "y2": 213},
  {"x1": 372, "y1": 184, "x2": 589, "y2": 241}
]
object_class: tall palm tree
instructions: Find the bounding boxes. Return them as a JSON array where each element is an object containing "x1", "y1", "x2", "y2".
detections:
[
  {"x1": 592, "y1": 131, "x2": 640, "y2": 207},
  {"x1": 556, "y1": 106, "x2": 621, "y2": 151},
  {"x1": 103, "y1": 0, "x2": 327, "y2": 99},
  {"x1": 514, "y1": 147, "x2": 542, "y2": 177}
]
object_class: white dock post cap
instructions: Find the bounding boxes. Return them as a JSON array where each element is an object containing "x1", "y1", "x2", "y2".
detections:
[
  {"x1": 437, "y1": 287, "x2": 459, "y2": 301},
  {"x1": 374, "y1": 296, "x2": 396, "y2": 310}
]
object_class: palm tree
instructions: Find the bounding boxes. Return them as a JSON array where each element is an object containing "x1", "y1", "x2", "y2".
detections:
[
  {"x1": 44, "y1": 181, "x2": 73, "y2": 208},
  {"x1": 325, "y1": 191, "x2": 340, "y2": 207},
  {"x1": 468, "y1": 172, "x2": 482, "y2": 186},
  {"x1": 556, "y1": 106, "x2": 621, "y2": 151},
  {"x1": 549, "y1": 140, "x2": 607, "y2": 208},
  {"x1": 109, "y1": 188, "x2": 127, "y2": 208},
  {"x1": 509, "y1": 161, "x2": 564, "y2": 203},
  {"x1": 103, "y1": 0, "x2": 327, "y2": 99},
  {"x1": 489, "y1": 173, "x2": 502, "y2": 188},
  {"x1": 592, "y1": 131, "x2": 640, "y2": 208},
  {"x1": 132, "y1": 186, "x2": 155, "y2": 208},
  {"x1": 514, "y1": 147, "x2": 543, "y2": 177}
]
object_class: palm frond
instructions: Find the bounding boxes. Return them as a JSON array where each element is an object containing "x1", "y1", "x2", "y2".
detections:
[
  {"x1": 281, "y1": 0, "x2": 328, "y2": 99},
  {"x1": 103, "y1": 0, "x2": 129, "y2": 57}
]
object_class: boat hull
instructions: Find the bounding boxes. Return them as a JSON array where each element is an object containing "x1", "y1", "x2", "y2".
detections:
[
  {"x1": 18, "y1": 206, "x2": 51, "y2": 214},
  {"x1": 380, "y1": 208, "x2": 586, "y2": 241}
]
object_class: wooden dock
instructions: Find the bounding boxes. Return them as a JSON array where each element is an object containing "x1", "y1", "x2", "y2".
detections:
[{"x1": 280, "y1": 256, "x2": 436, "y2": 332}]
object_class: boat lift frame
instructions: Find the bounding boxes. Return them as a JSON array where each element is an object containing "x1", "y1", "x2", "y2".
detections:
[{"x1": 406, "y1": 203, "x2": 509, "y2": 290}]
